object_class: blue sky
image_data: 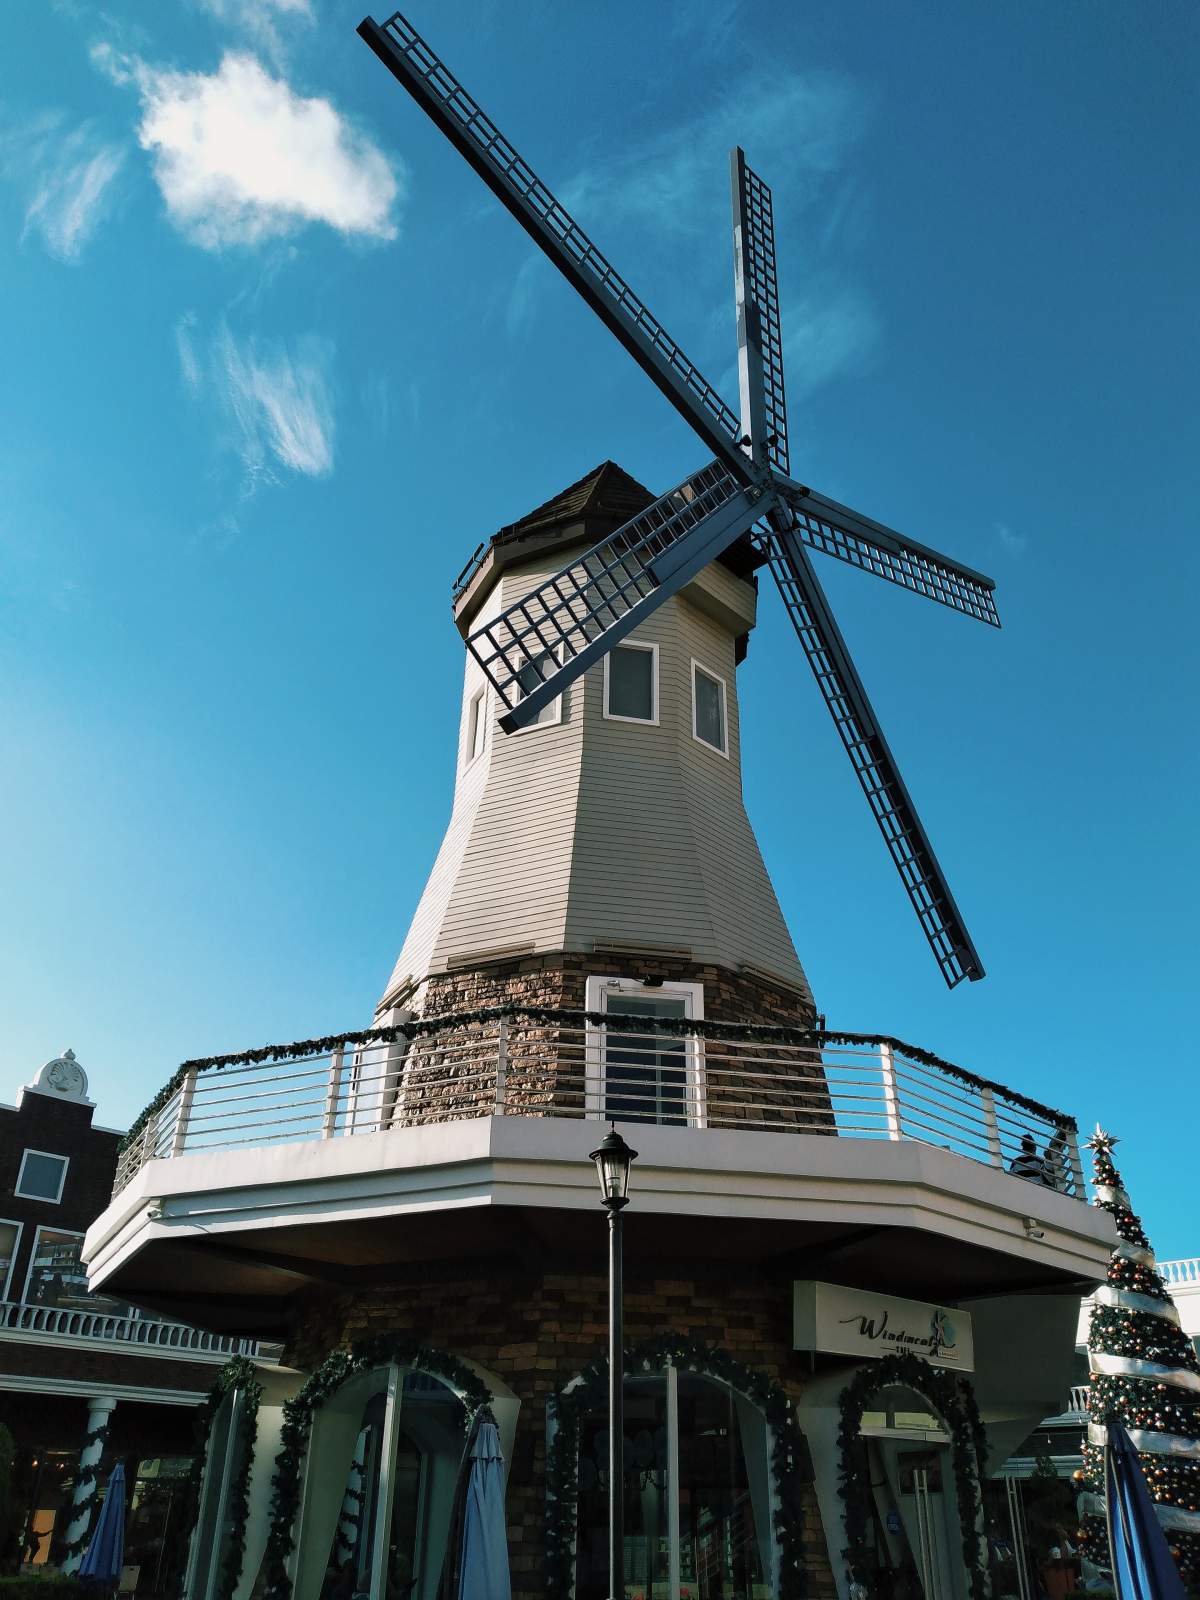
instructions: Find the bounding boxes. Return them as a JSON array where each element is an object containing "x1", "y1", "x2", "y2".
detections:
[{"x1": 2, "y1": 1, "x2": 1196, "y2": 1252}]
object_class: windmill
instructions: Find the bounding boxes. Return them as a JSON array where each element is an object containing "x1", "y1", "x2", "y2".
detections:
[{"x1": 358, "y1": 13, "x2": 1001, "y2": 989}]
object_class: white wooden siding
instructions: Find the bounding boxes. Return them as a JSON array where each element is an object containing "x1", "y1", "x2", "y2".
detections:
[{"x1": 378, "y1": 545, "x2": 811, "y2": 1011}]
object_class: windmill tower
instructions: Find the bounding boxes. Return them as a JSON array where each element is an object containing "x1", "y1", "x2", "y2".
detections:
[
  {"x1": 378, "y1": 459, "x2": 815, "y2": 1040},
  {"x1": 360, "y1": 12, "x2": 1000, "y2": 997}
]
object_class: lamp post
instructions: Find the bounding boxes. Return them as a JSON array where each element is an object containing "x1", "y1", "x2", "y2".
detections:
[{"x1": 590, "y1": 1124, "x2": 637, "y2": 1600}]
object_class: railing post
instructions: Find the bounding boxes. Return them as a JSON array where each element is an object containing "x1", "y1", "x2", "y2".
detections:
[
  {"x1": 1067, "y1": 1128, "x2": 1086, "y2": 1197},
  {"x1": 880, "y1": 1043, "x2": 902, "y2": 1140},
  {"x1": 980, "y1": 1088, "x2": 1004, "y2": 1167},
  {"x1": 169, "y1": 1068, "x2": 197, "y2": 1158},
  {"x1": 495, "y1": 1016, "x2": 508, "y2": 1113},
  {"x1": 323, "y1": 1047, "x2": 345, "y2": 1138}
]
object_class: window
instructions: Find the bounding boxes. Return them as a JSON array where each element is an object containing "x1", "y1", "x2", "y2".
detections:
[
  {"x1": 23, "y1": 1227, "x2": 88, "y2": 1309},
  {"x1": 466, "y1": 688, "x2": 487, "y2": 764},
  {"x1": 22, "y1": 1226, "x2": 132, "y2": 1316},
  {"x1": 585, "y1": 976, "x2": 704, "y2": 1126},
  {"x1": 295, "y1": 1366, "x2": 465, "y2": 1600},
  {"x1": 514, "y1": 648, "x2": 563, "y2": 729},
  {"x1": 15, "y1": 1149, "x2": 69, "y2": 1203},
  {"x1": 604, "y1": 642, "x2": 658, "y2": 724},
  {"x1": 0, "y1": 1220, "x2": 22, "y2": 1299},
  {"x1": 187, "y1": 1388, "x2": 253, "y2": 1600},
  {"x1": 692, "y1": 661, "x2": 728, "y2": 755},
  {"x1": 574, "y1": 1369, "x2": 773, "y2": 1600}
]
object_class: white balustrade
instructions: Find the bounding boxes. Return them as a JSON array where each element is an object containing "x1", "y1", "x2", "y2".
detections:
[{"x1": 0, "y1": 1299, "x2": 261, "y2": 1356}]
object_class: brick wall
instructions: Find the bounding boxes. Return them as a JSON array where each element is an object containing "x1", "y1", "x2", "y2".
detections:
[{"x1": 282, "y1": 1254, "x2": 837, "y2": 1600}]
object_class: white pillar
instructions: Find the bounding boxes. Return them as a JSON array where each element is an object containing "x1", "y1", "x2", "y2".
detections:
[{"x1": 62, "y1": 1395, "x2": 117, "y2": 1574}]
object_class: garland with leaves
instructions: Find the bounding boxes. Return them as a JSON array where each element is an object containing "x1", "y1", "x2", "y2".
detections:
[
  {"x1": 544, "y1": 1337, "x2": 809, "y2": 1600},
  {"x1": 119, "y1": 1006, "x2": 1073, "y2": 1157},
  {"x1": 61, "y1": 1419, "x2": 114, "y2": 1561},
  {"x1": 1080, "y1": 1128, "x2": 1200, "y2": 1588},
  {"x1": 174, "y1": 1357, "x2": 264, "y2": 1600},
  {"x1": 837, "y1": 1352, "x2": 988, "y2": 1600},
  {"x1": 261, "y1": 1336, "x2": 491, "y2": 1600}
]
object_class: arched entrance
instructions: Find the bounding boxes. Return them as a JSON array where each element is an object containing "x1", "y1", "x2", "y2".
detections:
[{"x1": 837, "y1": 1357, "x2": 988, "y2": 1600}]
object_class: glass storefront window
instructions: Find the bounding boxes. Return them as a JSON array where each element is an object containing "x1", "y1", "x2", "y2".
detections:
[
  {"x1": 23, "y1": 1228, "x2": 131, "y2": 1317},
  {"x1": 296, "y1": 1367, "x2": 466, "y2": 1600},
  {"x1": 575, "y1": 1370, "x2": 772, "y2": 1600}
]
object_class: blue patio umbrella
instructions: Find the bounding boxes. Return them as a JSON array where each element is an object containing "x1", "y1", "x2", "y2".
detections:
[
  {"x1": 79, "y1": 1459, "x2": 126, "y2": 1587},
  {"x1": 459, "y1": 1420, "x2": 511, "y2": 1600},
  {"x1": 1104, "y1": 1420, "x2": 1188, "y2": 1600}
]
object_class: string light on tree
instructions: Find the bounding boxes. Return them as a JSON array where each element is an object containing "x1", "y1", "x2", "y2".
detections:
[{"x1": 1079, "y1": 1127, "x2": 1200, "y2": 1587}]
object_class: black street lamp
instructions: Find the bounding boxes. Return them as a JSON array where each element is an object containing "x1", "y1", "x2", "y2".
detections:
[{"x1": 589, "y1": 1125, "x2": 637, "y2": 1600}]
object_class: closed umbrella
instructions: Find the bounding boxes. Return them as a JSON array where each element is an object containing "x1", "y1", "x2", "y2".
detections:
[
  {"x1": 1105, "y1": 1420, "x2": 1188, "y2": 1600},
  {"x1": 79, "y1": 1460, "x2": 126, "y2": 1589},
  {"x1": 458, "y1": 1419, "x2": 511, "y2": 1600}
]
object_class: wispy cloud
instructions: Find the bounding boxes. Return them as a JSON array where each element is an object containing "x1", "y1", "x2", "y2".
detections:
[
  {"x1": 195, "y1": 0, "x2": 315, "y2": 67},
  {"x1": 0, "y1": 113, "x2": 126, "y2": 262},
  {"x1": 996, "y1": 521, "x2": 1029, "y2": 556},
  {"x1": 178, "y1": 315, "x2": 337, "y2": 486},
  {"x1": 782, "y1": 288, "x2": 881, "y2": 402},
  {"x1": 94, "y1": 45, "x2": 400, "y2": 249},
  {"x1": 560, "y1": 67, "x2": 868, "y2": 240}
]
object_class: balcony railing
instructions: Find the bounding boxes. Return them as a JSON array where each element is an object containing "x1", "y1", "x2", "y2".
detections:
[
  {"x1": 0, "y1": 1299, "x2": 262, "y2": 1357},
  {"x1": 112, "y1": 1008, "x2": 1084, "y2": 1201},
  {"x1": 1160, "y1": 1259, "x2": 1200, "y2": 1287}
]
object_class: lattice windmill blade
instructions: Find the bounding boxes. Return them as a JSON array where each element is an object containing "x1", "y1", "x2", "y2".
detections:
[
  {"x1": 774, "y1": 482, "x2": 1001, "y2": 626},
  {"x1": 731, "y1": 148, "x2": 789, "y2": 476},
  {"x1": 358, "y1": 13, "x2": 748, "y2": 478},
  {"x1": 467, "y1": 463, "x2": 768, "y2": 732},
  {"x1": 763, "y1": 524, "x2": 985, "y2": 987}
]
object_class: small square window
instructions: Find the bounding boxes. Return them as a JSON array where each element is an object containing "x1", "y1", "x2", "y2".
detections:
[
  {"x1": 692, "y1": 663, "x2": 728, "y2": 755},
  {"x1": 15, "y1": 1150, "x2": 69, "y2": 1204},
  {"x1": 514, "y1": 650, "x2": 562, "y2": 729},
  {"x1": 604, "y1": 643, "x2": 657, "y2": 723},
  {"x1": 466, "y1": 689, "x2": 487, "y2": 764}
]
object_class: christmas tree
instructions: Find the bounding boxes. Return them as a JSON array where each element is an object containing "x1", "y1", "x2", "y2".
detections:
[{"x1": 1080, "y1": 1127, "x2": 1200, "y2": 1589}]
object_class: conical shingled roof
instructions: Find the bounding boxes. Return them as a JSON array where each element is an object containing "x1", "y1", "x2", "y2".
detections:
[{"x1": 492, "y1": 460, "x2": 654, "y2": 544}]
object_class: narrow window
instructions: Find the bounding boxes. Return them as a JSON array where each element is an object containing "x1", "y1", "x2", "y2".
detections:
[
  {"x1": 15, "y1": 1149, "x2": 69, "y2": 1203},
  {"x1": 604, "y1": 642, "x2": 657, "y2": 724},
  {"x1": 0, "y1": 1221, "x2": 22, "y2": 1299},
  {"x1": 692, "y1": 662, "x2": 728, "y2": 755},
  {"x1": 466, "y1": 688, "x2": 486, "y2": 764},
  {"x1": 514, "y1": 649, "x2": 563, "y2": 728}
]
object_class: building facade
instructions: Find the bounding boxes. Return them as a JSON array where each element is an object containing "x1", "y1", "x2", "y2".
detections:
[
  {"x1": 84, "y1": 467, "x2": 1116, "y2": 1600},
  {"x1": 0, "y1": 1050, "x2": 264, "y2": 1590}
]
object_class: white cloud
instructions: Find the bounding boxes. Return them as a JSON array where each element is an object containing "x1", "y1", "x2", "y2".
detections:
[
  {"x1": 195, "y1": 0, "x2": 315, "y2": 66},
  {"x1": 178, "y1": 318, "x2": 336, "y2": 483},
  {"x1": 95, "y1": 46, "x2": 400, "y2": 248},
  {"x1": 782, "y1": 288, "x2": 881, "y2": 402},
  {"x1": 0, "y1": 113, "x2": 125, "y2": 262},
  {"x1": 216, "y1": 323, "x2": 335, "y2": 478}
]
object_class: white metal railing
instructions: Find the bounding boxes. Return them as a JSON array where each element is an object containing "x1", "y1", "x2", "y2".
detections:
[
  {"x1": 1160, "y1": 1258, "x2": 1200, "y2": 1287},
  {"x1": 0, "y1": 1299, "x2": 261, "y2": 1357},
  {"x1": 112, "y1": 1011, "x2": 1085, "y2": 1201}
]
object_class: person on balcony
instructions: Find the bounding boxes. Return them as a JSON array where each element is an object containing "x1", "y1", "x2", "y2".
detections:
[
  {"x1": 1043, "y1": 1129, "x2": 1069, "y2": 1191},
  {"x1": 1010, "y1": 1134, "x2": 1046, "y2": 1183}
]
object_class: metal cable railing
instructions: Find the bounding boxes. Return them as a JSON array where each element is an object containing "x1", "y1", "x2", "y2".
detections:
[{"x1": 112, "y1": 1011, "x2": 1083, "y2": 1200}]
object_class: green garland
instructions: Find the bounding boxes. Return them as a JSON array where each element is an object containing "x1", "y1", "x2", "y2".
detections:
[
  {"x1": 176, "y1": 1357, "x2": 264, "y2": 1600},
  {"x1": 119, "y1": 1006, "x2": 1074, "y2": 1156},
  {"x1": 544, "y1": 1337, "x2": 809, "y2": 1600},
  {"x1": 62, "y1": 1420, "x2": 113, "y2": 1560},
  {"x1": 836, "y1": 1353, "x2": 988, "y2": 1600},
  {"x1": 261, "y1": 1336, "x2": 491, "y2": 1600}
]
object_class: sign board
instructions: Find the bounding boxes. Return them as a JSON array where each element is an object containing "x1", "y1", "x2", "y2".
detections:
[{"x1": 793, "y1": 1280, "x2": 974, "y2": 1370}]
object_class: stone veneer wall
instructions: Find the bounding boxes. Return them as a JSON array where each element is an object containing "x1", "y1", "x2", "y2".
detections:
[
  {"x1": 392, "y1": 953, "x2": 830, "y2": 1133},
  {"x1": 283, "y1": 1254, "x2": 838, "y2": 1600},
  {"x1": 416, "y1": 950, "x2": 817, "y2": 1029}
]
